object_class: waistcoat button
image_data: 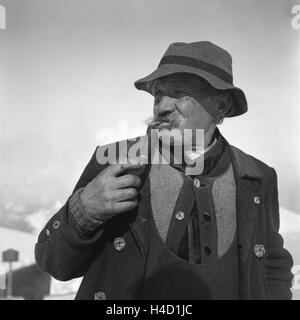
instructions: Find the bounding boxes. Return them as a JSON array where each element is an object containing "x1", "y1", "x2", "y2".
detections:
[
  {"x1": 202, "y1": 212, "x2": 211, "y2": 222},
  {"x1": 193, "y1": 178, "x2": 201, "y2": 188},
  {"x1": 254, "y1": 196, "x2": 260, "y2": 204},
  {"x1": 114, "y1": 237, "x2": 126, "y2": 251},
  {"x1": 175, "y1": 211, "x2": 185, "y2": 221}
]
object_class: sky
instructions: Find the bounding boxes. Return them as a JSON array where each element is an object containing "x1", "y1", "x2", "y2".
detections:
[{"x1": 0, "y1": 0, "x2": 299, "y2": 233}]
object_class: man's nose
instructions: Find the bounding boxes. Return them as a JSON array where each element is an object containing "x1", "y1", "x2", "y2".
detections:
[{"x1": 155, "y1": 95, "x2": 176, "y2": 115}]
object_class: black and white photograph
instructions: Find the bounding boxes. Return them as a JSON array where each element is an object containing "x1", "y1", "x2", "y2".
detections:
[{"x1": 0, "y1": 0, "x2": 299, "y2": 302}]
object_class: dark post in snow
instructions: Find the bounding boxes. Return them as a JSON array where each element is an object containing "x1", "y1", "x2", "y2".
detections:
[{"x1": 2, "y1": 249, "x2": 19, "y2": 298}]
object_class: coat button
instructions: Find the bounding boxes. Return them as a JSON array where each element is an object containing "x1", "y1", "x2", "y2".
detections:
[
  {"x1": 113, "y1": 237, "x2": 126, "y2": 251},
  {"x1": 94, "y1": 291, "x2": 106, "y2": 300},
  {"x1": 52, "y1": 220, "x2": 61, "y2": 230},
  {"x1": 46, "y1": 229, "x2": 50, "y2": 237},
  {"x1": 175, "y1": 211, "x2": 185, "y2": 220},
  {"x1": 193, "y1": 178, "x2": 201, "y2": 188},
  {"x1": 254, "y1": 244, "x2": 266, "y2": 258},
  {"x1": 254, "y1": 196, "x2": 260, "y2": 204},
  {"x1": 202, "y1": 212, "x2": 211, "y2": 222}
]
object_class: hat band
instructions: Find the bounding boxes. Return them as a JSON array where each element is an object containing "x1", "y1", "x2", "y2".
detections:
[{"x1": 159, "y1": 55, "x2": 233, "y2": 85}]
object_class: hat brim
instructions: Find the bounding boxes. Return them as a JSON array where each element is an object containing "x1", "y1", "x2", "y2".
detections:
[{"x1": 134, "y1": 64, "x2": 247, "y2": 117}]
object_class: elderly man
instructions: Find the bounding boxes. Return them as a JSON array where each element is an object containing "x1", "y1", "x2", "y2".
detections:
[{"x1": 35, "y1": 41, "x2": 293, "y2": 300}]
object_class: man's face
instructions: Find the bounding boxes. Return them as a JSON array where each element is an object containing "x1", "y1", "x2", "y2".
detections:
[{"x1": 151, "y1": 74, "x2": 216, "y2": 146}]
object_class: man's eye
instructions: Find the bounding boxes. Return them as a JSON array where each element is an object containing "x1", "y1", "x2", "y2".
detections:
[{"x1": 154, "y1": 95, "x2": 161, "y2": 105}]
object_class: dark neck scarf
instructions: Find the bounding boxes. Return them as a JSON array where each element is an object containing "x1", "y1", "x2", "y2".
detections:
[{"x1": 155, "y1": 128, "x2": 230, "y2": 177}]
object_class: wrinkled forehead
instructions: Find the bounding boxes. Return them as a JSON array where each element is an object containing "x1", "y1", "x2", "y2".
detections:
[{"x1": 151, "y1": 73, "x2": 211, "y2": 95}]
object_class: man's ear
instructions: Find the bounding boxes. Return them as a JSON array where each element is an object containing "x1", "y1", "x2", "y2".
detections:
[{"x1": 217, "y1": 93, "x2": 232, "y2": 118}]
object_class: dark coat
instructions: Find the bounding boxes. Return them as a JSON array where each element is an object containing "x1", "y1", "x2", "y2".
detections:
[{"x1": 35, "y1": 138, "x2": 294, "y2": 300}]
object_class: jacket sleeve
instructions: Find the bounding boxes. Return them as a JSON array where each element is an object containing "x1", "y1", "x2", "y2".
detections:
[
  {"x1": 35, "y1": 147, "x2": 109, "y2": 281},
  {"x1": 265, "y1": 168, "x2": 294, "y2": 300}
]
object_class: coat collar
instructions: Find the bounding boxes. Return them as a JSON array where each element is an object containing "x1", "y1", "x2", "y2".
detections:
[{"x1": 229, "y1": 145, "x2": 263, "y2": 181}]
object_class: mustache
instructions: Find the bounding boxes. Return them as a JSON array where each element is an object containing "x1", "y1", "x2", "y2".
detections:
[{"x1": 145, "y1": 112, "x2": 184, "y2": 129}]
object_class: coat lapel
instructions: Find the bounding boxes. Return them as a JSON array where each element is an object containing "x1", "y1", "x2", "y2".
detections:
[
  {"x1": 128, "y1": 165, "x2": 152, "y2": 259},
  {"x1": 229, "y1": 145, "x2": 264, "y2": 263}
]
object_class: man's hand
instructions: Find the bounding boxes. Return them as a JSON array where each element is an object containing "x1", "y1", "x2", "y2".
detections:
[{"x1": 79, "y1": 160, "x2": 144, "y2": 223}]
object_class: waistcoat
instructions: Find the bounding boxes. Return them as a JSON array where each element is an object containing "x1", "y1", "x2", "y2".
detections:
[{"x1": 138, "y1": 150, "x2": 239, "y2": 299}]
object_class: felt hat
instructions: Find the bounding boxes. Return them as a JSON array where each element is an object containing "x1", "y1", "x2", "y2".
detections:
[{"x1": 134, "y1": 41, "x2": 247, "y2": 117}]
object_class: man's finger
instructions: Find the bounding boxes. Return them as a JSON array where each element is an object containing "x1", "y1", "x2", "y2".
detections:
[
  {"x1": 113, "y1": 199, "x2": 138, "y2": 214},
  {"x1": 107, "y1": 159, "x2": 144, "y2": 177},
  {"x1": 113, "y1": 188, "x2": 138, "y2": 201},
  {"x1": 114, "y1": 174, "x2": 141, "y2": 189}
]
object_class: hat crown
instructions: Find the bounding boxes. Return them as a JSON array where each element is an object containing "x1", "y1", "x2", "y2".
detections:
[{"x1": 162, "y1": 41, "x2": 232, "y2": 76}]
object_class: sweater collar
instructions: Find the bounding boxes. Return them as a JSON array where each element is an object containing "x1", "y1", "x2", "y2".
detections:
[{"x1": 156, "y1": 127, "x2": 228, "y2": 177}]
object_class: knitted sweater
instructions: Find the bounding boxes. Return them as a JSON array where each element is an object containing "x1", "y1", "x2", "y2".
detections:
[{"x1": 149, "y1": 135, "x2": 236, "y2": 263}]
